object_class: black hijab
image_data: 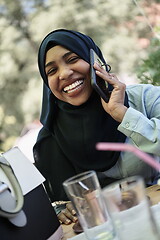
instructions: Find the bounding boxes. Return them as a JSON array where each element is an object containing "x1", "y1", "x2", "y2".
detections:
[{"x1": 37, "y1": 29, "x2": 129, "y2": 179}]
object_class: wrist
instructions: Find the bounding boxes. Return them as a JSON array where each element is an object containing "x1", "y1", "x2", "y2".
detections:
[{"x1": 111, "y1": 106, "x2": 128, "y2": 122}]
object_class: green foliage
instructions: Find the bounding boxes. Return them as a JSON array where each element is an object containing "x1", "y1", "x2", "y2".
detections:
[{"x1": 137, "y1": 37, "x2": 160, "y2": 86}]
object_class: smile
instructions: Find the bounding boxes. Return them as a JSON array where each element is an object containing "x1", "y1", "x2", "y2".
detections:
[{"x1": 63, "y1": 80, "x2": 84, "y2": 93}]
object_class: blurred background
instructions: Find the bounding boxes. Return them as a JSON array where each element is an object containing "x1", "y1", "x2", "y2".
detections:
[{"x1": 0, "y1": 0, "x2": 160, "y2": 159}]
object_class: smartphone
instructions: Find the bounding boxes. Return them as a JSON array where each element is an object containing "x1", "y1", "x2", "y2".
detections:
[{"x1": 90, "y1": 49, "x2": 111, "y2": 103}]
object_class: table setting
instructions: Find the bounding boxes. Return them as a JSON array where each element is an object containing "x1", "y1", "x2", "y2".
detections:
[{"x1": 62, "y1": 143, "x2": 160, "y2": 240}]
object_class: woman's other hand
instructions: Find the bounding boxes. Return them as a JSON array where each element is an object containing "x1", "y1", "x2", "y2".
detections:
[
  {"x1": 57, "y1": 202, "x2": 78, "y2": 225},
  {"x1": 94, "y1": 63, "x2": 128, "y2": 122}
]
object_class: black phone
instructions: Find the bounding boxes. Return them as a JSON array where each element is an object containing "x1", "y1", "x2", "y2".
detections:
[{"x1": 90, "y1": 49, "x2": 111, "y2": 103}]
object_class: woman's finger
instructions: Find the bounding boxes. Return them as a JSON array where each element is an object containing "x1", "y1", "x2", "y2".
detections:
[
  {"x1": 58, "y1": 208, "x2": 78, "y2": 224},
  {"x1": 62, "y1": 208, "x2": 78, "y2": 222},
  {"x1": 66, "y1": 202, "x2": 76, "y2": 215},
  {"x1": 94, "y1": 62, "x2": 120, "y2": 85},
  {"x1": 57, "y1": 211, "x2": 72, "y2": 225}
]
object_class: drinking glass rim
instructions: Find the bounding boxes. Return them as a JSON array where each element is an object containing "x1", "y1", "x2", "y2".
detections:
[{"x1": 63, "y1": 170, "x2": 96, "y2": 186}]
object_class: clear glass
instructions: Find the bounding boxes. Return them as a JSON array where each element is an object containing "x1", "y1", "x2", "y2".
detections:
[
  {"x1": 102, "y1": 176, "x2": 160, "y2": 240},
  {"x1": 63, "y1": 171, "x2": 118, "y2": 240}
]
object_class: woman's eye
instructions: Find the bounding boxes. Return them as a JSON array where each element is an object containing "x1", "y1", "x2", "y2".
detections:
[
  {"x1": 47, "y1": 68, "x2": 57, "y2": 76},
  {"x1": 67, "y1": 56, "x2": 80, "y2": 63}
]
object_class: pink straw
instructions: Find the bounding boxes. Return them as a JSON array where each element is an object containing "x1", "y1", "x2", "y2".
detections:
[{"x1": 96, "y1": 142, "x2": 160, "y2": 171}]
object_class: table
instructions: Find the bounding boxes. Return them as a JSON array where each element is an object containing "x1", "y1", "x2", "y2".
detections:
[
  {"x1": 61, "y1": 184, "x2": 160, "y2": 240},
  {"x1": 146, "y1": 184, "x2": 160, "y2": 205}
]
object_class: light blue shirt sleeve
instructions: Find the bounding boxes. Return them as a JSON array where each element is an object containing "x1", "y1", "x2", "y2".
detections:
[
  {"x1": 103, "y1": 84, "x2": 160, "y2": 184},
  {"x1": 118, "y1": 84, "x2": 160, "y2": 156}
]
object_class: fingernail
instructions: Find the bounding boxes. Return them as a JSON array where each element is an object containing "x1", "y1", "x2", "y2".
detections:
[
  {"x1": 72, "y1": 209, "x2": 76, "y2": 215},
  {"x1": 65, "y1": 219, "x2": 71, "y2": 224},
  {"x1": 95, "y1": 62, "x2": 100, "y2": 67},
  {"x1": 73, "y1": 217, "x2": 78, "y2": 222}
]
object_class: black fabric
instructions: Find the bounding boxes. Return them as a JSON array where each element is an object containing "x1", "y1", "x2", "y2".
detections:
[
  {"x1": 54, "y1": 91, "x2": 128, "y2": 171},
  {"x1": 0, "y1": 185, "x2": 60, "y2": 240},
  {"x1": 34, "y1": 128, "x2": 121, "y2": 202},
  {"x1": 34, "y1": 29, "x2": 129, "y2": 201}
]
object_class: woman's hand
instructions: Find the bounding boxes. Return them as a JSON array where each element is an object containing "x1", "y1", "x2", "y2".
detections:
[
  {"x1": 57, "y1": 202, "x2": 78, "y2": 225},
  {"x1": 94, "y1": 63, "x2": 128, "y2": 122}
]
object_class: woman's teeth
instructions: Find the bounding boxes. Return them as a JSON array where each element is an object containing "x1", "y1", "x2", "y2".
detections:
[{"x1": 63, "y1": 80, "x2": 83, "y2": 93}]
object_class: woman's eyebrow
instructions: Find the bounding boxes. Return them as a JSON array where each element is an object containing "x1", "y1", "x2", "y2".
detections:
[
  {"x1": 45, "y1": 51, "x2": 73, "y2": 69},
  {"x1": 63, "y1": 51, "x2": 73, "y2": 59}
]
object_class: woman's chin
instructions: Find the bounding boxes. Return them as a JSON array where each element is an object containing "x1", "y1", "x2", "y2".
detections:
[
  {"x1": 68, "y1": 92, "x2": 93, "y2": 106},
  {"x1": 60, "y1": 86, "x2": 92, "y2": 106}
]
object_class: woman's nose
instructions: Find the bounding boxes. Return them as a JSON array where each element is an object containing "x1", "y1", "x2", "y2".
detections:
[{"x1": 59, "y1": 66, "x2": 73, "y2": 80}]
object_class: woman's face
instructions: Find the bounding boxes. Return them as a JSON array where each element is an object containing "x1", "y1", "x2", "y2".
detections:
[{"x1": 45, "y1": 45, "x2": 93, "y2": 106}]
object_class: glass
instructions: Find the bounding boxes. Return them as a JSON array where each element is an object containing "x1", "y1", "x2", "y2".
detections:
[
  {"x1": 63, "y1": 170, "x2": 118, "y2": 240},
  {"x1": 102, "y1": 176, "x2": 160, "y2": 240}
]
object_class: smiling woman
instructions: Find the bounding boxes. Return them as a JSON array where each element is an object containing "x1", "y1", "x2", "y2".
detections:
[
  {"x1": 33, "y1": 29, "x2": 160, "y2": 226},
  {"x1": 45, "y1": 45, "x2": 92, "y2": 106}
]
